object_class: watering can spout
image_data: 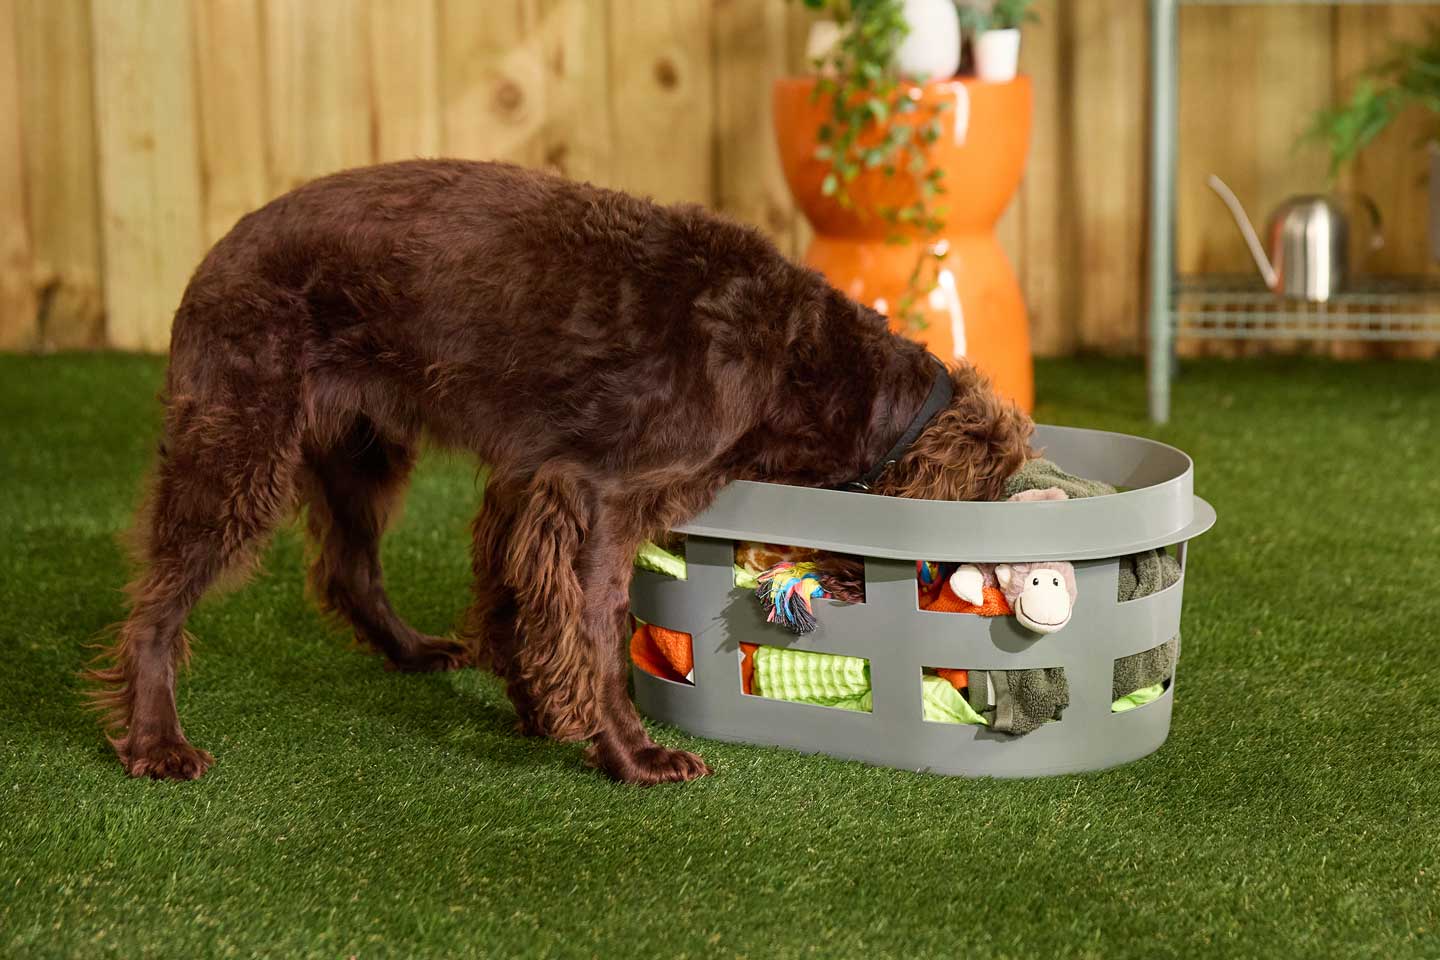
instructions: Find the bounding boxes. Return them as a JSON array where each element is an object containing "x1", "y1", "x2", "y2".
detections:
[{"x1": 1207, "y1": 174, "x2": 1279, "y2": 291}]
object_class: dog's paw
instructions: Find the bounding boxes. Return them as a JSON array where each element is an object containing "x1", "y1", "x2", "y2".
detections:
[
  {"x1": 387, "y1": 636, "x2": 471, "y2": 673},
  {"x1": 591, "y1": 743, "x2": 713, "y2": 786},
  {"x1": 514, "y1": 713, "x2": 547, "y2": 738},
  {"x1": 119, "y1": 738, "x2": 214, "y2": 781}
]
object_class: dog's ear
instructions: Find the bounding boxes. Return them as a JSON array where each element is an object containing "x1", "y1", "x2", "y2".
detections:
[{"x1": 874, "y1": 362, "x2": 1033, "y2": 503}]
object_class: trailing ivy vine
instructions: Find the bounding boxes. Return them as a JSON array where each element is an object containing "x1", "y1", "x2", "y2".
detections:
[
  {"x1": 1302, "y1": 22, "x2": 1440, "y2": 177},
  {"x1": 802, "y1": 0, "x2": 951, "y2": 332}
]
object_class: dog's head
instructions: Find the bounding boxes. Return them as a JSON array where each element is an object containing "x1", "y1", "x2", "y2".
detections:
[{"x1": 872, "y1": 362, "x2": 1033, "y2": 502}]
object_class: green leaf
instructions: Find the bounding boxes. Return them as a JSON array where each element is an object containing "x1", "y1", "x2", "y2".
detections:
[{"x1": 821, "y1": 173, "x2": 838, "y2": 197}]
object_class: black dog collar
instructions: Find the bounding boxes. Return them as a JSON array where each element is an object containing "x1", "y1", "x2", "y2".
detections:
[{"x1": 846, "y1": 359, "x2": 953, "y2": 491}]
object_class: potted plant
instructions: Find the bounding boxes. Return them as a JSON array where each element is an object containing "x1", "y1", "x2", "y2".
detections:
[
  {"x1": 777, "y1": 0, "x2": 1038, "y2": 408},
  {"x1": 956, "y1": 0, "x2": 1039, "y2": 84},
  {"x1": 1302, "y1": 24, "x2": 1440, "y2": 260},
  {"x1": 794, "y1": 0, "x2": 954, "y2": 330},
  {"x1": 893, "y1": 0, "x2": 962, "y2": 82}
]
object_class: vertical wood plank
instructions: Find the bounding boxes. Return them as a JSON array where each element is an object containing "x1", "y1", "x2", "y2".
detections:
[
  {"x1": 784, "y1": 1, "x2": 820, "y2": 73},
  {"x1": 536, "y1": 0, "x2": 614, "y2": 184},
  {"x1": 1337, "y1": 6, "x2": 1440, "y2": 360},
  {"x1": 264, "y1": 0, "x2": 373, "y2": 194},
  {"x1": 438, "y1": 0, "x2": 546, "y2": 166},
  {"x1": 785, "y1": 3, "x2": 821, "y2": 259},
  {"x1": 13, "y1": 0, "x2": 102, "y2": 348},
  {"x1": 1068, "y1": 0, "x2": 1147, "y2": 353},
  {"x1": 1177, "y1": 6, "x2": 1333, "y2": 276},
  {"x1": 1177, "y1": 5, "x2": 1332, "y2": 357},
  {"x1": 369, "y1": 0, "x2": 441, "y2": 162},
  {"x1": 91, "y1": 0, "x2": 205, "y2": 352},
  {"x1": 194, "y1": 0, "x2": 269, "y2": 245},
  {"x1": 0, "y1": 0, "x2": 37, "y2": 350},
  {"x1": 1336, "y1": 6, "x2": 1434, "y2": 278},
  {"x1": 713, "y1": 0, "x2": 795, "y2": 250},
  {"x1": 1015, "y1": 0, "x2": 1070, "y2": 357},
  {"x1": 994, "y1": 196, "x2": 1022, "y2": 292},
  {"x1": 606, "y1": 0, "x2": 714, "y2": 205}
]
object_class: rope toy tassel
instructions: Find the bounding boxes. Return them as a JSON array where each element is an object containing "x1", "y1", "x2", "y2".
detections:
[{"x1": 755, "y1": 561, "x2": 827, "y2": 635}]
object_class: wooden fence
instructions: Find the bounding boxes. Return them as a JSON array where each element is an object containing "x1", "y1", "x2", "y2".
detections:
[{"x1": 2, "y1": 0, "x2": 1438, "y2": 356}]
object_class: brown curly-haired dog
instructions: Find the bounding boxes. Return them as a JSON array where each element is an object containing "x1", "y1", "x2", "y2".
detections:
[{"x1": 89, "y1": 160, "x2": 1032, "y2": 784}]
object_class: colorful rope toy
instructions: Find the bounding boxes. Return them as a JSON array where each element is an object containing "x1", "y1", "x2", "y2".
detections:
[{"x1": 755, "y1": 561, "x2": 828, "y2": 634}]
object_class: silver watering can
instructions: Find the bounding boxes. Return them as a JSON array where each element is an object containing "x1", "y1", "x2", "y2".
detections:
[{"x1": 1207, "y1": 174, "x2": 1383, "y2": 302}]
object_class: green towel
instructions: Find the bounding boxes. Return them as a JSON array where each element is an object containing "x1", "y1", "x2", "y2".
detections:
[
  {"x1": 1004, "y1": 457, "x2": 1118, "y2": 501},
  {"x1": 1112, "y1": 551, "x2": 1181, "y2": 705},
  {"x1": 1118, "y1": 550, "x2": 1181, "y2": 602},
  {"x1": 634, "y1": 540, "x2": 689, "y2": 580},
  {"x1": 747, "y1": 647, "x2": 1162, "y2": 725},
  {"x1": 752, "y1": 646, "x2": 872, "y2": 712},
  {"x1": 921, "y1": 674, "x2": 988, "y2": 725},
  {"x1": 968, "y1": 667, "x2": 1069, "y2": 735},
  {"x1": 1111, "y1": 683, "x2": 1166, "y2": 713},
  {"x1": 1003, "y1": 460, "x2": 1181, "y2": 722},
  {"x1": 1113, "y1": 636, "x2": 1178, "y2": 704},
  {"x1": 633, "y1": 540, "x2": 758, "y2": 589}
]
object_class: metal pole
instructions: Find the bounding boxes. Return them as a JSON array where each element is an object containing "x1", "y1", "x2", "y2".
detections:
[{"x1": 1147, "y1": 0, "x2": 1177, "y2": 424}]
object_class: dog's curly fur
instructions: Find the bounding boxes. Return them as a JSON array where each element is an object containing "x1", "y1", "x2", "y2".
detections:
[{"x1": 88, "y1": 160, "x2": 1033, "y2": 784}]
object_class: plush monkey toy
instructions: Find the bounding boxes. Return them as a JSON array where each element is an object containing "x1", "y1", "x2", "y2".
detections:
[{"x1": 948, "y1": 487, "x2": 1080, "y2": 635}]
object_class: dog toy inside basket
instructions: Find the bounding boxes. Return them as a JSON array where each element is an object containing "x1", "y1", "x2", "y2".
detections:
[{"x1": 628, "y1": 424, "x2": 1215, "y2": 778}]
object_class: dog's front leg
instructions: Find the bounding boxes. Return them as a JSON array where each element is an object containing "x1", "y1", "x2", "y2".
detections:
[
  {"x1": 577, "y1": 522, "x2": 712, "y2": 786},
  {"x1": 496, "y1": 465, "x2": 711, "y2": 784}
]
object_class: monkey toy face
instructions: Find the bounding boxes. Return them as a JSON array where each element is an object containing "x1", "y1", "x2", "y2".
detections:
[{"x1": 995, "y1": 563, "x2": 1078, "y2": 635}]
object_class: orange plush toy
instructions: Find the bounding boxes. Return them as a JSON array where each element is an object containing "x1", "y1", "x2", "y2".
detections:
[
  {"x1": 917, "y1": 560, "x2": 1014, "y2": 616},
  {"x1": 629, "y1": 622, "x2": 695, "y2": 684}
]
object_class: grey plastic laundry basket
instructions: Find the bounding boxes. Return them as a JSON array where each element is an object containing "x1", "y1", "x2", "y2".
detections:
[{"x1": 630, "y1": 424, "x2": 1216, "y2": 778}]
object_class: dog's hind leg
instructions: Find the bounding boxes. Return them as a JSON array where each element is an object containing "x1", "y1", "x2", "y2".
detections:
[
  {"x1": 301, "y1": 417, "x2": 468, "y2": 672},
  {"x1": 91, "y1": 384, "x2": 304, "y2": 780},
  {"x1": 463, "y1": 480, "x2": 545, "y2": 734}
]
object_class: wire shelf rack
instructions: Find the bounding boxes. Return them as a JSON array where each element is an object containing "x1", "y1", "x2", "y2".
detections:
[
  {"x1": 1173, "y1": 275, "x2": 1440, "y2": 342},
  {"x1": 1148, "y1": 0, "x2": 1440, "y2": 421}
]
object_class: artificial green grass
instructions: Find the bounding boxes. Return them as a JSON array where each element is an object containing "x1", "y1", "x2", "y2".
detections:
[{"x1": 2, "y1": 353, "x2": 1438, "y2": 959}]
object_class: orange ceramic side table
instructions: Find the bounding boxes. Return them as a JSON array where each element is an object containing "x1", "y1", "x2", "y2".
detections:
[{"x1": 774, "y1": 76, "x2": 1035, "y2": 411}]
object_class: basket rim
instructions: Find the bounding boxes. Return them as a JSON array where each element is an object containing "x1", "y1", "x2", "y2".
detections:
[{"x1": 673, "y1": 424, "x2": 1216, "y2": 561}]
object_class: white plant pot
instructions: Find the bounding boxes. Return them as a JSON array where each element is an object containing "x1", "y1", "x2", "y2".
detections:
[
  {"x1": 894, "y1": 0, "x2": 961, "y2": 81},
  {"x1": 806, "y1": 20, "x2": 843, "y2": 70},
  {"x1": 974, "y1": 28, "x2": 1021, "y2": 83}
]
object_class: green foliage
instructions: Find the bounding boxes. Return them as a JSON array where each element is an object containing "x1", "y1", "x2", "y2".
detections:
[
  {"x1": 1302, "y1": 22, "x2": 1440, "y2": 177},
  {"x1": 801, "y1": 0, "x2": 952, "y2": 332},
  {"x1": 955, "y1": 0, "x2": 1040, "y2": 33}
]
